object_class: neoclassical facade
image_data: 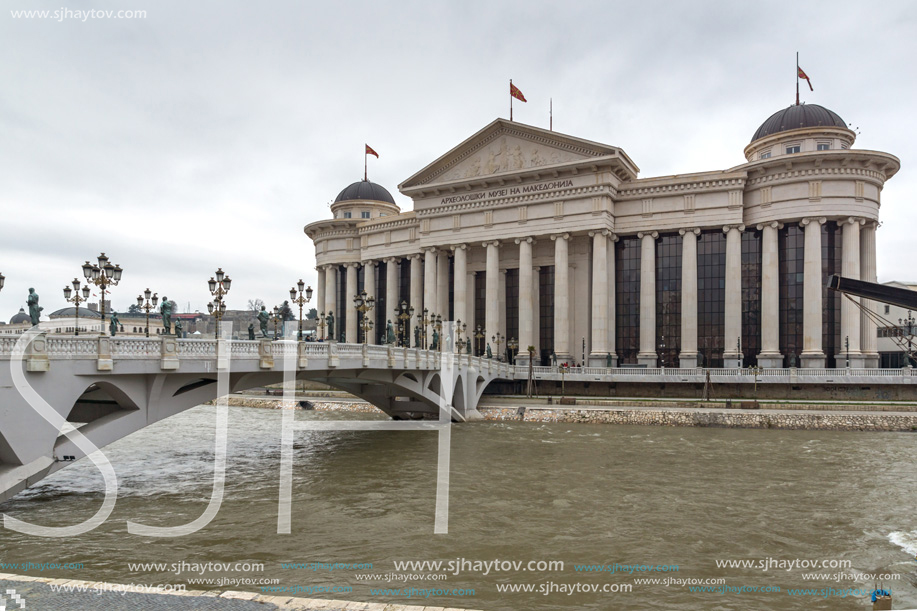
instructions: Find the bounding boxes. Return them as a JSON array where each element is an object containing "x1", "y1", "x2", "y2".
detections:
[{"x1": 305, "y1": 105, "x2": 899, "y2": 368}]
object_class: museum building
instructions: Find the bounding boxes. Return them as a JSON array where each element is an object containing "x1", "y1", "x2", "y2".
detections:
[{"x1": 305, "y1": 104, "x2": 900, "y2": 368}]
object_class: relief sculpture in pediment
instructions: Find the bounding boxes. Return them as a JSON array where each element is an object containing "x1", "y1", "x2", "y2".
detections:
[{"x1": 443, "y1": 136, "x2": 584, "y2": 181}]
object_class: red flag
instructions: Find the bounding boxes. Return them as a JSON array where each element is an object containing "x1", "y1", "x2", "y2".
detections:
[
  {"x1": 365, "y1": 144, "x2": 379, "y2": 158},
  {"x1": 510, "y1": 83, "x2": 527, "y2": 103},
  {"x1": 797, "y1": 67, "x2": 813, "y2": 91}
]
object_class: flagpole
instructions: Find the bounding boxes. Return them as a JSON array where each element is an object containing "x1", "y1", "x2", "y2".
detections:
[
  {"x1": 510, "y1": 79, "x2": 513, "y2": 121},
  {"x1": 796, "y1": 52, "x2": 799, "y2": 106},
  {"x1": 550, "y1": 98, "x2": 553, "y2": 131},
  {"x1": 364, "y1": 148, "x2": 368, "y2": 181}
]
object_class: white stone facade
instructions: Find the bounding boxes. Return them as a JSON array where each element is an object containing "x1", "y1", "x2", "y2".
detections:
[{"x1": 305, "y1": 112, "x2": 900, "y2": 369}]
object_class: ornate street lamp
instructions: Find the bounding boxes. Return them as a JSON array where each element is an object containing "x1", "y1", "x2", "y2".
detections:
[
  {"x1": 454, "y1": 320, "x2": 467, "y2": 354},
  {"x1": 475, "y1": 325, "x2": 485, "y2": 356},
  {"x1": 492, "y1": 332, "x2": 504, "y2": 362},
  {"x1": 900, "y1": 311, "x2": 915, "y2": 366},
  {"x1": 290, "y1": 280, "x2": 313, "y2": 340},
  {"x1": 136, "y1": 289, "x2": 159, "y2": 338},
  {"x1": 395, "y1": 301, "x2": 414, "y2": 347},
  {"x1": 317, "y1": 310, "x2": 327, "y2": 341},
  {"x1": 433, "y1": 314, "x2": 443, "y2": 351},
  {"x1": 420, "y1": 308, "x2": 432, "y2": 349},
  {"x1": 508, "y1": 337, "x2": 519, "y2": 363},
  {"x1": 83, "y1": 253, "x2": 123, "y2": 330},
  {"x1": 353, "y1": 290, "x2": 375, "y2": 344},
  {"x1": 207, "y1": 268, "x2": 231, "y2": 339},
  {"x1": 63, "y1": 278, "x2": 91, "y2": 336},
  {"x1": 271, "y1": 305, "x2": 282, "y2": 339}
]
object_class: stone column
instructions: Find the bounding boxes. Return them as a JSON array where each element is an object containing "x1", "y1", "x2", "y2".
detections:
[
  {"x1": 468, "y1": 270, "x2": 477, "y2": 340},
  {"x1": 606, "y1": 235, "x2": 618, "y2": 367},
  {"x1": 801, "y1": 217, "x2": 826, "y2": 368},
  {"x1": 679, "y1": 228, "x2": 700, "y2": 368},
  {"x1": 410, "y1": 254, "x2": 422, "y2": 315},
  {"x1": 452, "y1": 244, "x2": 467, "y2": 327},
  {"x1": 345, "y1": 263, "x2": 358, "y2": 343},
  {"x1": 363, "y1": 260, "x2": 376, "y2": 344},
  {"x1": 324, "y1": 265, "x2": 337, "y2": 337},
  {"x1": 423, "y1": 248, "x2": 437, "y2": 318},
  {"x1": 437, "y1": 249, "x2": 450, "y2": 318},
  {"x1": 589, "y1": 231, "x2": 610, "y2": 366},
  {"x1": 484, "y1": 241, "x2": 500, "y2": 339},
  {"x1": 516, "y1": 237, "x2": 534, "y2": 366},
  {"x1": 551, "y1": 233, "x2": 572, "y2": 361},
  {"x1": 757, "y1": 222, "x2": 784, "y2": 367},
  {"x1": 860, "y1": 221, "x2": 879, "y2": 367},
  {"x1": 723, "y1": 225, "x2": 744, "y2": 366},
  {"x1": 316, "y1": 266, "x2": 326, "y2": 320},
  {"x1": 385, "y1": 258, "x2": 399, "y2": 343},
  {"x1": 637, "y1": 231, "x2": 658, "y2": 366},
  {"x1": 841, "y1": 217, "x2": 865, "y2": 367}
]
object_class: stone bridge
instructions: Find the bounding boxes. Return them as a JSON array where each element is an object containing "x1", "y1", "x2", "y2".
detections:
[{"x1": 0, "y1": 332, "x2": 513, "y2": 504}]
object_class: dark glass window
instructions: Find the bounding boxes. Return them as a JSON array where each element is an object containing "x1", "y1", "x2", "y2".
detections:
[
  {"x1": 741, "y1": 230, "x2": 762, "y2": 366},
  {"x1": 376, "y1": 261, "x2": 387, "y2": 336},
  {"x1": 539, "y1": 266, "x2": 555, "y2": 365},
  {"x1": 336, "y1": 266, "x2": 347, "y2": 342},
  {"x1": 656, "y1": 234, "x2": 681, "y2": 367},
  {"x1": 356, "y1": 266, "x2": 365, "y2": 342},
  {"x1": 399, "y1": 258, "x2": 411, "y2": 306},
  {"x1": 822, "y1": 222, "x2": 842, "y2": 368},
  {"x1": 448, "y1": 256, "x2": 455, "y2": 321},
  {"x1": 786, "y1": 145, "x2": 800, "y2": 154},
  {"x1": 779, "y1": 224, "x2": 805, "y2": 365},
  {"x1": 505, "y1": 269, "x2": 519, "y2": 356},
  {"x1": 475, "y1": 272, "x2": 486, "y2": 355},
  {"x1": 697, "y1": 231, "x2": 725, "y2": 367},
  {"x1": 615, "y1": 237, "x2": 641, "y2": 364}
]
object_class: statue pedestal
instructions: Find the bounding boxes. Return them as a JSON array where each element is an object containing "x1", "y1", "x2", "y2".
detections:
[
  {"x1": 26, "y1": 332, "x2": 50, "y2": 372},
  {"x1": 160, "y1": 336, "x2": 179, "y2": 370},
  {"x1": 97, "y1": 336, "x2": 113, "y2": 371},
  {"x1": 258, "y1": 338, "x2": 274, "y2": 369}
]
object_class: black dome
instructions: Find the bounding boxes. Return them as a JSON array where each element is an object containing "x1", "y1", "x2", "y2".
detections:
[
  {"x1": 751, "y1": 104, "x2": 847, "y2": 143},
  {"x1": 48, "y1": 307, "x2": 101, "y2": 319},
  {"x1": 9, "y1": 308, "x2": 30, "y2": 324},
  {"x1": 334, "y1": 180, "x2": 395, "y2": 205}
]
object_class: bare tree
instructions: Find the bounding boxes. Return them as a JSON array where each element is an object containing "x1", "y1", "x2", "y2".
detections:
[{"x1": 247, "y1": 298, "x2": 265, "y2": 312}]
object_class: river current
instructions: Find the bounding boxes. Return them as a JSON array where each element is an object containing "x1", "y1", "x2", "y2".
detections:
[{"x1": 1, "y1": 405, "x2": 916, "y2": 610}]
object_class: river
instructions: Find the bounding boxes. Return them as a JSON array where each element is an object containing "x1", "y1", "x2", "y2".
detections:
[{"x1": 1, "y1": 405, "x2": 916, "y2": 610}]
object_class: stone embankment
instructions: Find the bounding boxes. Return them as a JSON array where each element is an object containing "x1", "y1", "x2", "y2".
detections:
[{"x1": 221, "y1": 394, "x2": 917, "y2": 432}]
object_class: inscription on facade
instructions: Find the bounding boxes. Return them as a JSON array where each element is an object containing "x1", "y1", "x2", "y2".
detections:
[{"x1": 440, "y1": 178, "x2": 574, "y2": 205}]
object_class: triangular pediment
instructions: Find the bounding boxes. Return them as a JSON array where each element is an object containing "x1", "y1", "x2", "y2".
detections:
[{"x1": 400, "y1": 119, "x2": 631, "y2": 192}]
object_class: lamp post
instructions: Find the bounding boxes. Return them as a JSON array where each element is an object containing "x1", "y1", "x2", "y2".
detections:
[
  {"x1": 82, "y1": 253, "x2": 123, "y2": 331},
  {"x1": 63, "y1": 279, "x2": 91, "y2": 335},
  {"x1": 395, "y1": 301, "x2": 413, "y2": 347},
  {"x1": 317, "y1": 310, "x2": 327, "y2": 341},
  {"x1": 421, "y1": 308, "x2": 431, "y2": 349},
  {"x1": 433, "y1": 314, "x2": 443, "y2": 351},
  {"x1": 136, "y1": 289, "x2": 159, "y2": 338},
  {"x1": 353, "y1": 289, "x2": 375, "y2": 344},
  {"x1": 900, "y1": 311, "x2": 915, "y2": 366},
  {"x1": 508, "y1": 337, "x2": 518, "y2": 364},
  {"x1": 475, "y1": 325, "x2": 485, "y2": 356},
  {"x1": 290, "y1": 280, "x2": 313, "y2": 341},
  {"x1": 845, "y1": 335, "x2": 850, "y2": 369},
  {"x1": 271, "y1": 305, "x2": 282, "y2": 339},
  {"x1": 207, "y1": 268, "x2": 231, "y2": 339},
  {"x1": 737, "y1": 336, "x2": 742, "y2": 369},
  {"x1": 492, "y1": 332, "x2": 504, "y2": 362},
  {"x1": 455, "y1": 320, "x2": 467, "y2": 354}
]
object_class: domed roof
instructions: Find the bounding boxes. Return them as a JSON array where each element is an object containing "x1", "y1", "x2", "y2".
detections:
[
  {"x1": 9, "y1": 308, "x2": 30, "y2": 324},
  {"x1": 49, "y1": 307, "x2": 101, "y2": 319},
  {"x1": 334, "y1": 180, "x2": 395, "y2": 205},
  {"x1": 751, "y1": 104, "x2": 847, "y2": 143}
]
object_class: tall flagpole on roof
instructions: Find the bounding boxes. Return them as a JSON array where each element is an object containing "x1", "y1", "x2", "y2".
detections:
[
  {"x1": 796, "y1": 52, "x2": 800, "y2": 106},
  {"x1": 550, "y1": 98, "x2": 553, "y2": 131},
  {"x1": 510, "y1": 79, "x2": 513, "y2": 121}
]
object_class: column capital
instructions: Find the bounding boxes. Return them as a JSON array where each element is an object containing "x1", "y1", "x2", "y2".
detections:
[
  {"x1": 451, "y1": 243, "x2": 468, "y2": 251},
  {"x1": 482, "y1": 240, "x2": 501, "y2": 248},
  {"x1": 637, "y1": 231, "x2": 658, "y2": 240},
  {"x1": 514, "y1": 236, "x2": 534, "y2": 245},
  {"x1": 756, "y1": 221, "x2": 784, "y2": 231},
  {"x1": 587, "y1": 229, "x2": 612, "y2": 238},
  {"x1": 343, "y1": 262, "x2": 361, "y2": 269},
  {"x1": 800, "y1": 217, "x2": 827, "y2": 227},
  {"x1": 406, "y1": 253, "x2": 421, "y2": 261},
  {"x1": 550, "y1": 233, "x2": 571, "y2": 242},
  {"x1": 678, "y1": 227, "x2": 701, "y2": 236},
  {"x1": 722, "y1": 224, "x2": 745, "y2": 234},
  {"x1": 839, "y1": 216, "x2": 866, "y2": 227},
  {"x1": 383, "y1": 256, "x2": 398, "y2": 264},
  {"x1": 422, "y1": 246, "x2": 439, "y2": 254},
  {"x1": 362, "y1": 259, "x2": 377, "y2": 268}
]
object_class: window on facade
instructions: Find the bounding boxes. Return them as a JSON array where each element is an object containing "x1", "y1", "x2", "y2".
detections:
[
  {"x1": 697, "y1": 231, "x2": 726, "y2": 367},
  {"x1": 615, "y1": 237, "x2": 641, "y2": 365},
  {"x1": 821, "y1": 221, "x2": 842, "y2": 368},
  {"x1": 779, "y1": 225, "x2": 805, "y2": 366},
  {"x1": 474, "y1": 272, "x2": 487, "y2": 355},
  {"x1": 343, "y1": 211, "x2": 352, "y2": 218},
  {"x1": 885, "y1": 305, "x2": 890, "y2": 314},
  {"x1": 504, "y1": 269, "x2": 519, "y2": 359},
  {"x1": 841, "y1": 143, "x2": 849, "y2": 149},
  {"x1": 817, "y1": 142, "x2": 831, "y2": 151},
  {"x1": 759, "y1": 151, "x2": 771, "y2": 160},
  {"x1": 741, "y1": 230, "x2": 762, "y2": 366},
  {"x1": 538, "y1": 267, "x2": 555, "y2": 365},
  {"x1": 656, "y1": 234, "x2": 682, "y2": 367},
  {"x1": 361, "y1": 211, "x2": 370, "y2": 219},
  {"x1": 785, "y1": 144, "x2": 801, "y2": 154}
]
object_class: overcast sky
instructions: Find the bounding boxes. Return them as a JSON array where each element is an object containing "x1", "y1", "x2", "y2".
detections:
[{"x1": 1, "y1": 0, "x2": 916, "y2": 320}]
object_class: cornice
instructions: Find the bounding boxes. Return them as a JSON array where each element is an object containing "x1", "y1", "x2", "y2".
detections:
[
  {"x1": 745, "y1": 165, "x2": 887, "y2": 188},
  {"x1": 617, "y1": 177, "x2": 745, "y2": 199},
  {"x1": 414, "y1": 183, "x2": 616, "y2": 217}
]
